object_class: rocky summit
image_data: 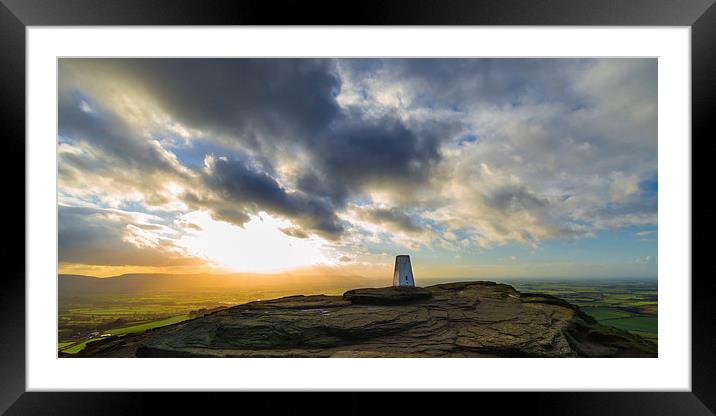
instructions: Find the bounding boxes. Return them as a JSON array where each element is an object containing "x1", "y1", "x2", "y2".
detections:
[{"x1": 75, "y1": 281, "x2": 657, "y2": 358}]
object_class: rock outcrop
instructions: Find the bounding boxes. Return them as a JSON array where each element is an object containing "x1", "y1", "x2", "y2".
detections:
[
  {"x1": 75, "y1": 281, "x2": 657, "y2": 358},
  {"x1": 343, "y1": 287, "x2": 432, "y2": 304}
]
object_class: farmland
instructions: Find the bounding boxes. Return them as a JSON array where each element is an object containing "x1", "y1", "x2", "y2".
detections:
[{"x1": 503, "y1": 278, "x2": 658, "y2": 343}]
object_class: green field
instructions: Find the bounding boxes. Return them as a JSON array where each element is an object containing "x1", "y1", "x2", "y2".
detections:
[
  {"x1": 107, "y1": 314, "x2": 193, "y2": 337},
  {"x1": 603, "y1": 316, "x2": 657, "y2": 333},
  {"x1": 61, "y1": 337, "x2": 104, "y2": 354},
  {"x1": 504, "y1": 278, "x2": 658, "y2": 344},
  {"x1": 59, "y1": 314, "x2": 196, "y2": 354},
  {"x1": 580, "y1": 306, "x2": 634, "y2": 320}
]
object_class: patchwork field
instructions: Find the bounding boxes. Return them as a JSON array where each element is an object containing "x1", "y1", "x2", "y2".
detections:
[{"x1": 503, "y1": 279, "x2": 658, "y2": 343}]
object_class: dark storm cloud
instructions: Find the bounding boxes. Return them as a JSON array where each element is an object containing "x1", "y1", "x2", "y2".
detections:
[
  {"x1": 359, "y1": 207, "x2": 423, "y2": 234},
  {"x1": 295, "y1": 170, "x2": 350, "y2": 208},
  {"x1": 117, "y1": 58, "x2": 445, "y2": 196},
  {"x1": 78, "y1": 58, "x2": 342, "y2": 144},
  {"x1": 312, "y1": 117, "x2": 442, "y2": 189},
  {"x1": 179, "y1": 108, "x2": 444, "y2": 239},
  {"x1": 290, "y1": 115, "x2": 447, "y2": 212},
  {"x1": 194, "y1": 156, "x2": 345, "y2": 239}
]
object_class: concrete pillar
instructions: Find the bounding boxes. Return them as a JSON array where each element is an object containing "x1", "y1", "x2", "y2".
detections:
[{"x1": 392, "y1": 255, "x2": 415, "y2": 287}]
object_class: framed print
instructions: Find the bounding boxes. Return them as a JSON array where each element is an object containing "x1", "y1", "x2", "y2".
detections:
[{"x1": 1, "y1": 0, "x2": 710, "y2": 413}]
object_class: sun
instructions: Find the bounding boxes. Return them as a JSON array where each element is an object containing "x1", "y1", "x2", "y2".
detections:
[{"x1": 175, "y1": 211, "x2": 330, "y2": 273}]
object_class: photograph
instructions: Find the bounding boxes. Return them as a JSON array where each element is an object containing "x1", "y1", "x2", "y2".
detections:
[
  {"x1": 0, "y1": 0, "x2": 708, "y2": 408},
  {"x1": 57, "y1": 57, "x2": 658, "y2": 359}
]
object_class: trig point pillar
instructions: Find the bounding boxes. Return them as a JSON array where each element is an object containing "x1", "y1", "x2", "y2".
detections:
[{"x1": 393, "y1": 255, "x2": 415, "y2": 287}]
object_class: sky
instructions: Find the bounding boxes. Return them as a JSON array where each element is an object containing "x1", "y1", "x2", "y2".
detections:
[{"x1": 57, "y1": 58, "x2": 657, "y2": 279}]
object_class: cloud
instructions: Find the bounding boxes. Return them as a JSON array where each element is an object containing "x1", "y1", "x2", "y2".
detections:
[
  {"x1": 57, "y1": 58, "x2": 658, "y2": 272},
  {"x1": 356, "y1": 206, "x2": 423, "y2": 234},
  {"x1": 60, "y1": 59, "x2": 342, "y2": 143},
  {"x1": 58, "y1": 205, "x2": 202, "y2": 267},
  {"x1": 312, "y1": 116, "x2": 442, "y2": 190},
  {"x1": 186, "y1": 155, "x2": 345, "y2": 239},
  {"x1": 58, "y1": 58, "x2": 447, "y2": 242}
]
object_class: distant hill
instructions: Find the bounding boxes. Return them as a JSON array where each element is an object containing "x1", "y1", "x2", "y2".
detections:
[{"x1": 58, "y1": 272, "x2": 384, "y2": 297}]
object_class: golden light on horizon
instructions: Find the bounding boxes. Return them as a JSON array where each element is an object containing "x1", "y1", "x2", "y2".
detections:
[{"x1": 175, "y1": 211, "x2": 330, "y2": 273}]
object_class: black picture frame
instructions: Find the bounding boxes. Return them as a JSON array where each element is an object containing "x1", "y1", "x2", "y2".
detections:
[{"x1": 1, "y1": 0, "x2": 708, "y2": 413}]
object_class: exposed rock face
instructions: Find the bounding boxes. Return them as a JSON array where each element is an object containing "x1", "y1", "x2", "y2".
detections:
[
  {"x1": 76, "y1": 282, "x2": 657, "y2": 358},
  {"x1": 343, "y1": 287, "x2": 432, "y2": 304}
]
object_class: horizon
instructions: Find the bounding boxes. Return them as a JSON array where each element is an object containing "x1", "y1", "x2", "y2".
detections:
[
  {"x1": 58, "y1": 58, "x2": 657, "y2": 281},
  {"x1": 58, "y1": 271, "x2": 658, "y2": 282}
]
